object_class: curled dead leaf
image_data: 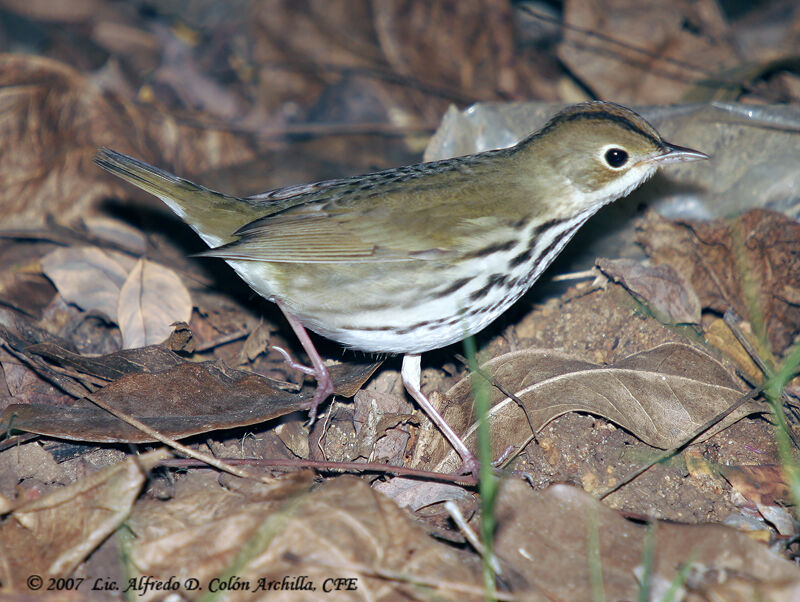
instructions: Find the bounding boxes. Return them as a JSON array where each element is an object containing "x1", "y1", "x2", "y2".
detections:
[
  {"x1": 127, "y1": 475, "x2": 483, "y2": 600},
  {"x1": 0, "y1": 449, "x2": 167, "y2": 585},
  {"x1": 0, "y1": 355, "x2": 381, "y2": 443}
]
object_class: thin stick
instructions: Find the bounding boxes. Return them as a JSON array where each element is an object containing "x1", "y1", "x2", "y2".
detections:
[
  {"x1": 454, "y1": 353, "x2": 536, "y2": 437},
  {"x1": 597, "y1": 386, "x2": 762, "y2": 499},
  {"x1": 83, "y1": 392, "x2": 277, "y2": 484},
  {"x1": 158, "y1": 456, "x2": 478, "y2": 486},
  {"x1": 724, "y1": 310, "x2": 800, "y2": 449}
]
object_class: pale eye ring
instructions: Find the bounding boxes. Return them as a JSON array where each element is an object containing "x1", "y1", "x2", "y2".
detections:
[{"x1": 604, "y1": 147, "x2": 628, "y2": 168}]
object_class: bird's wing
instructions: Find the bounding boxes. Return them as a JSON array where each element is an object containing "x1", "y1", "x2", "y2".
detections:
[{"x1": 201, "y1": 154, "x2": 528, "y2": 264}]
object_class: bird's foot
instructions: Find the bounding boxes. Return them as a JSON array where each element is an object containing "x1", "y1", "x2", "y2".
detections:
[
  {"x1": 273, "y1": 301, "x2": 338, "y2": 425},
  {"x1": 456, "y1": 454, "x2": 481, "y2": 480},
  {"x1": 271, "y1": 345, "x2": 334, "y2": 424},
  {"x1": 271, "y1": 345, "x2": 317, "y2": 376}
]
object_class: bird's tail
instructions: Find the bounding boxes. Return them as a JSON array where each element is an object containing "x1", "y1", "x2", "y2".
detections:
[{"x1": 94, "y1": 148, "x2": 258, "y2": 248}]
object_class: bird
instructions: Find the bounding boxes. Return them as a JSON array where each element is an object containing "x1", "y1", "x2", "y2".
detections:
[{"x1": 94, "y1": 101, "x2": 707, "y2": 475}]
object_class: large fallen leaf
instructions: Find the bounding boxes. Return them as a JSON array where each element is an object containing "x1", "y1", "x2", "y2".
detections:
[
  {"x1": 127, "y1": 475, "x2": 484, "y2": 601},
  {"x1": 0, "y1": 449, "x2": 167, "y2": 588},
  {"x1": 117, "y1": 258, "x2": 193, "y2": 348},
  {"x1": 411, "y1": 343, "x2": 758, "y2": 472},
  {"x1": 493, "y1": 480, "x2": 800, "y2": 600},
  {"x1": 26, "y1": 342, "x2": 185, "y2": 381},
  {"x1": 1, "y1": 358, "x2": 380, "y2": 443},
  {"x1": 41, "y1": 246, "x2": 135, "y2": 320},
  {"x1": 41, "y1": 247, "x2": 194, "y2": 347},
  {"x1": 0, "y1": 314, "x2": 382, "y2": 443}
]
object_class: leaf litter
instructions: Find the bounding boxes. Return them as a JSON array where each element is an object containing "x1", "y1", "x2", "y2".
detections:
[
  {"x1": 0, "y1": 2, "x2": 798, "y2": 599},
  {"x1": 0, "y1": 322, "x2": 381, "y2": 443},
  {"x1": 417, "y1": 343, "x2": 759, "y2": 475}
]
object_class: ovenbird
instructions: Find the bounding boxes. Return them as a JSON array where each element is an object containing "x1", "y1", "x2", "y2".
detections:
[{"x1": 95, "y1": 101, "x2": 707, "y2": 475}]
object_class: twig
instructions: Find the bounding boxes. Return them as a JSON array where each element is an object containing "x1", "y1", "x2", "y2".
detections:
[
  {"x1": 724, "y1": 309, "x2": 800, "y2": 449},
  {"x1": 454, "y1": 353, "x2": 537, "y2": 448},
  {"x1": 157, "y1": 456, "x2": 478, "y2": 486},
  {"x1": 597, "y1": 386, "x2": 762, "y2": 499},
  {"x1": 83, "y1": 392, "x2": 277, "y2": 484}
]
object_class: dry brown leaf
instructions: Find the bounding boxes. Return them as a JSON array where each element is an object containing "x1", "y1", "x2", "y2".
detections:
[
  {"x1": 42, "y1": 248, "x2": 194, "y2": 348},
  {"x1": 414, "y1": 343, "x2": 755, "y2": 472},
  {"x1": 117, "y1": 259, "x2": 193, "y2": 349},
  {"x1": 0, "y1": 314, "x2": 382, "y2": 443},
  {"x1": 596, "y1": 257, "x2": 701, "y2": 324},
  {"x1": 1, "y1": 358, "x2": 380, "y2": 444},
  {"x1": 237, "y1": 320, "x2": 273, "y2": 365},
  {"x1": 0, "y1": 449, "x2": 167, "y2": 588},
  {"x1": 493, "y1": 480, "x2": 800, "y2": 600},
  {"x1": 0, "y1": 313, "x2": 78, "y2": 408},
  {"x1": 127, "y1": 475, "x2": 483, "y2": 601},
  {"x1": 26, "y1": 342, "x2": 184, "y2": 381},
  {"x1": 637, "y1": 209, "x2": 800, "y2": 353},
  {"x1": 559, "y1": 0, "x2": 739, "y2": 104},
  {"x1": 41, "y1": 246, "x2": 135, "y2": 321},
  {"x1": 350, "y1": 389, "x2": 414, "y2": 465},
  {"x1": 0, "y1": 53, "x2": 137, "y2": 226}
]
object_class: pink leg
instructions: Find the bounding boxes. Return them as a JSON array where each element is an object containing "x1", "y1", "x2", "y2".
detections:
[
  {"x1": 274, "y1": 300, "x2": 334, "y2": 424},
  {"x1": 401, "y1": 353, "x2": 479, "y2": 477}
]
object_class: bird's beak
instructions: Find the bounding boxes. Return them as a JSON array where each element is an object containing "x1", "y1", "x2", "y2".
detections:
[{"x1": 652, "y1": 142, "x2": 709, "y2": 165}]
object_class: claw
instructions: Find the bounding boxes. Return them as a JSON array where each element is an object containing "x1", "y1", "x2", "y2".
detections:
[
  {"x1": 273, "y1": 302, "x2": 335, "y2": 425},
  {"x1": 270, "y1": 345, "x2": 317, "y2": 376}
]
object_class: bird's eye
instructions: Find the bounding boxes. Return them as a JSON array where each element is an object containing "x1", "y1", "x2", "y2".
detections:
[{"x1": 604, "y1": 148, "x2": 628, "y2": 168}]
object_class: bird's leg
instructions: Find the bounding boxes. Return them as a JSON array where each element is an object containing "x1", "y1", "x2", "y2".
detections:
[
  {"x1": 401, "y1": 353, "x2": 479, "y2": 477},
  {"x1": 274, "y1": 300, "x2": 334, "y2": 424}
]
